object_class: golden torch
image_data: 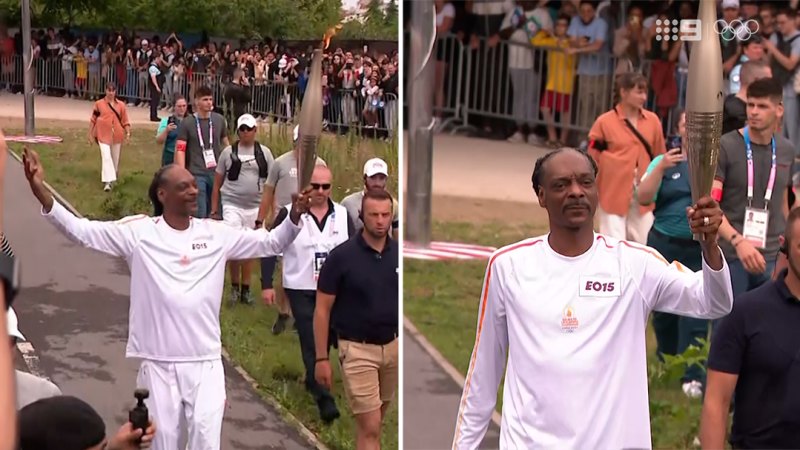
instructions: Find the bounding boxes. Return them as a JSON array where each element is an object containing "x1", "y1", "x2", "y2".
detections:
[
  {"x1": 685, "y1": 0, "x2": 724, "y2": 241},
  {"x1": 296, "y1": 25, "x2": 341, "y2": 191}
]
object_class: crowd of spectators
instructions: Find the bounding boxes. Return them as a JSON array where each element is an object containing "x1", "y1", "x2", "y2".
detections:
[{"x1": 0, "y1": 26, "x2": 399, "y2": 136}]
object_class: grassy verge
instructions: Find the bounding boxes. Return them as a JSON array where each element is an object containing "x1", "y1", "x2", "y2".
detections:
[
  {"x1": 12, "y1": 125, "x2": 399, "y2": 450},
  {"x1": 404, "y1": 221, "x2": 704, "y2": 449}
]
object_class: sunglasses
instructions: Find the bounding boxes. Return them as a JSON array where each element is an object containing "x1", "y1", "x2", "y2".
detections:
[
  {"x1": 238, "y1": 125, "x2": 255, "y2": 132},
  {"x1": 310, "y1": 183, "x2": 331, "y2": 190}
]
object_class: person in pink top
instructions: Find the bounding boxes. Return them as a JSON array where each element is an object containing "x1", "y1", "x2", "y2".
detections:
[{"x1": 89, "y1": 81, "x2": 131, "y2": 192}]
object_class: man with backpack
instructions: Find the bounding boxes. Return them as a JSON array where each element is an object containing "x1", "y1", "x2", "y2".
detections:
[
  {"x1": 765, "y1": 8, "x2": 800, "y2": 156},
  {"x1": 210, "y1": 113, "x2": 275, "y2": 304}
]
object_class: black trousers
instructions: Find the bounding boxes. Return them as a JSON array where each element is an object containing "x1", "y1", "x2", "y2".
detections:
[
  {"x1": 150, "y1": 82, "x2": 161, "y2": 120},
  {"x1": 285, "y1": 288, "x2": 336, "y2": 404}
]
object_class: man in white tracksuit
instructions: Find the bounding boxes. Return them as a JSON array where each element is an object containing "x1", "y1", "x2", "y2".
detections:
[
  {"x1": 262, "y1": 164, "x2": 354, "y2": 422},
  {"x1": 21, "y1": 147, "x2": 311, "y2": 450}
]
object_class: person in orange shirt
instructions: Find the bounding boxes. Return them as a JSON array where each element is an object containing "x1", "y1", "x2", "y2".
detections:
[
  {"x1": 587, "y1": 72, "x2": 666, "y2": 244},
  {"x1": 89, "y1": 81, "x2": 131, "y2": 192}
]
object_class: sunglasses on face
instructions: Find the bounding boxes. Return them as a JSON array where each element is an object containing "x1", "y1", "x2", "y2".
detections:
[
  {"x1": 238, "y1": 125, "x2": 255, "y2": 132},
  {"x1": 310, "y1": 183, "x2": 331, "y2": 190}
]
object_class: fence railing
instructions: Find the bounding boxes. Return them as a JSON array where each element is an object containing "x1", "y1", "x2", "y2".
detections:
[
  {"x1": 425, "y1": 33, "x2": 696, "y2": 143},
  {"x1": 2, "y1": 55, "x2": 398, "y2": 137}
]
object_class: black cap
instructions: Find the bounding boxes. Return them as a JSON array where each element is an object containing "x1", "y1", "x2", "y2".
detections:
[{"x1": 19, "y1": 395, "x2": 106, "y2": 450}]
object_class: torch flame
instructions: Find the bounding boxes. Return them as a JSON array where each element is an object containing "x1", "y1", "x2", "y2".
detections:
[{"x1": 322, "y1": 24, "x2": 343, "y2": 50}]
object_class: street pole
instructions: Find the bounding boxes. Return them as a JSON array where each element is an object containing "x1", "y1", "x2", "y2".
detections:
[
  {"x1": 406, "y1": 1, "x2": 435, "y2": 247},
  {"x1": 21, "y1": 0, "x2": 34, "y2": 136}
]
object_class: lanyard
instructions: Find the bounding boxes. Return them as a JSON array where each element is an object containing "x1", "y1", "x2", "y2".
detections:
[
  {"x1": 304, "y1": 209, "x2": 338, "y2": 240},
  {"x1": 195, "y1": 115, "x2": 213, "y2": 150},
  {"x1": 743, "y1": 126, "x2": 777, "y2": 208}
]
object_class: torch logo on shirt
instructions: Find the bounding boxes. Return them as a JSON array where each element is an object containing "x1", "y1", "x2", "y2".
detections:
[
  {"x1": 561, "y1": 306, "x2": 579, "y2": 333},
  {"x1": 179, "y1": 255, "x2": 190, "y2": 266}
]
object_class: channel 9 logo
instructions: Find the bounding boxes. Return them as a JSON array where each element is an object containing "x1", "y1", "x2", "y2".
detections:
[{"x1": 654, "y1": 18, "x2": 760, "y2": 42}]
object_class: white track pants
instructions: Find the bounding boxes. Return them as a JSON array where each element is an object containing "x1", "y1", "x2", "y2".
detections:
[
  {"x1": 99, "y1": 142, "x2": 121, "y2": 183},
  {"x1": 136, "y1": 359, "x2": 226, "y2": 450},
  {"x1": 597, "y1": 199, "x2": 654, "y2": 245}
]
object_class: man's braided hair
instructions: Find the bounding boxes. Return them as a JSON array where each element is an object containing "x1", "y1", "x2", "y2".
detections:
[
  {"x1": 148, "y1": 166, "x2": 174, "y2": 217},
  {"x1": 531, "y1": 147, "x2": 598, "y2": 194}
]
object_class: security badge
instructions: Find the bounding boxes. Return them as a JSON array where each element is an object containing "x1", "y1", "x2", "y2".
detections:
[{"x1": 313, "y1": 251, "x2": 328, "y2": 282}]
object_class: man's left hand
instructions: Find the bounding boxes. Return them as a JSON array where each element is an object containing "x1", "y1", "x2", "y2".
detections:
[{"x1": 686, "y1": 196, "x2": 723, "y2": 243}]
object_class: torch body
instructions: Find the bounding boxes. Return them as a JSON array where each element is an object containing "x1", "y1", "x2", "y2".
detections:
[{"x1": 685, "y1": 0, "x2": 724, "y2": 240}]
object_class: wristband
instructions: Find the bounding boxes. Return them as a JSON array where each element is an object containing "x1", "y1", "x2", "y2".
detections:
[
  {"x1": 176, "y1": 141, "x2": 187, "y2": 152},
  {"x1": 711, "y1": 187, "x2": 723, "y2": 202}
]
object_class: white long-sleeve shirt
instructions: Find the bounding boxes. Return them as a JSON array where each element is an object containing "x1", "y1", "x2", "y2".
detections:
[
  {"x1": 452, "y1": 233, "x2": 733, "y2": 450},
  {"x1": 42, "y1": 200, "x2": 302, "y2": 362}
]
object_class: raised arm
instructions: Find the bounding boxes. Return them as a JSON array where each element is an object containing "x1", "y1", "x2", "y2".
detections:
[
  {"x1": 630, "y1": 197, "x2": 733, "y2": 319},
  {"x1": 452, "y1": 256, "x2": 509, "y2": 450},
  {"x1": 22, "y1": 148, "x2": 139, "y2": 259}
]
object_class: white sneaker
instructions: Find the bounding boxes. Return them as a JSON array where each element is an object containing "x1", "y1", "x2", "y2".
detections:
[
  {"x1": 527, "y1": 134, "x2": 544, "y2": 146},
  {"x1": 103, "y1": 183, "x2": 112, "y2": 192},
  {"x1": 507, "y1": 131, "x2": 525, "y2": 143},
  {"x1": 682, "y1": 380, "x2": 703, "y2": 399}
]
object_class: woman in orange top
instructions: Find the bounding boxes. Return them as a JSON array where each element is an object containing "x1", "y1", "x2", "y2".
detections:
[
  {"x1": 587, "y1": 72, "x2": 666, "y2": 244},
  {"x1": 89, "y1": 81, "x2": 131, "y2": 191}
]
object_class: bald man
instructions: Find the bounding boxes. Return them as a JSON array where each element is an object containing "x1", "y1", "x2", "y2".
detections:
[{"x1": 261, "y1": 164, "x2": 355, "y2": 423}]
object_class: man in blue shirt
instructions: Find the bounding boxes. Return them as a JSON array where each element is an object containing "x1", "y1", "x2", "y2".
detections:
[{"x1": 567, "y1": 0, "x2": 612, "y2": 132}]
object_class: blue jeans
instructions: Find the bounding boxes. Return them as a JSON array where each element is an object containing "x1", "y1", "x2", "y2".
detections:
[
  {"x1": 193, "y1": 173, "x2": 213, "y2": 219},
  {"x1": 647, "y1": 228, "x2": 709, "y2": 383}
]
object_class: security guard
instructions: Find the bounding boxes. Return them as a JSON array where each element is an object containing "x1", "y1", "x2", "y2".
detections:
[
  {"x1": 314, "y1": 188, "x2": 399, "y2": 449},
  {"x1": 261, "y1": 163, "x2": 354, "y2": 423}
]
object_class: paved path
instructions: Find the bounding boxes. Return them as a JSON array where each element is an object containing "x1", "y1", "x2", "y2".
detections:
[
  {"x1": 5, "y1": 152, "x2": 313, "y2": 449},
  {"x1": 402, "y1": 133, "x2": 549, "y2": 448},
  {"x1": 0, "y1": 92, "x2": 164, "y2": 126}
]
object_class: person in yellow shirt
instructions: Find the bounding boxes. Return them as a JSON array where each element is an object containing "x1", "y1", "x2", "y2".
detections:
[
  {"x1": 531, "y1": 14, "x2": 576, "y2": 148},
  {"x1": 75, "y1": 50, "x2": 88, "y2": 99}
]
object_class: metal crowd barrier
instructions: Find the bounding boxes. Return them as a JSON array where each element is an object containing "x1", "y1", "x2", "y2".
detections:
[
  {"x1": 426, "y1": 33, "x2": 698, "y2": 142},
  {"x1": 1, "y1": 55, "x2": 398, "y2": 137}
]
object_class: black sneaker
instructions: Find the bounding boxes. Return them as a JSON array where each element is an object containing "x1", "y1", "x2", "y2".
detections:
[
  {"x1": 272, "y1": 313, "x2": 289, "y2": 335},
  {"x1": 240, "y1": 286, "x2": 254, "y2": 305},
  {"x1": 318, "y1": 397, "x2": 340, "y2": 424}
]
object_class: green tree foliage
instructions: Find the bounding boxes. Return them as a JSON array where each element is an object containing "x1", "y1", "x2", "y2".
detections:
[
  {"x1": 338, "y1": 0, "x2": 398, "y2": 40},
  {"x1": 0, "y1": 0, "x2": 396, "y2": 39}
]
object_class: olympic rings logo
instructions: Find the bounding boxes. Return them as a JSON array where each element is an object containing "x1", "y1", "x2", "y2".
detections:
[{"x1": 714, "y1": 19, "x2": 760, "y2": 41}]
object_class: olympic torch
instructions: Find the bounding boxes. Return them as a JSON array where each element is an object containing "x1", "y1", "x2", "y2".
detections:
[
  {"x1": 685, "y1": 0, "x2": 724, "y2": 241},
  {"x1": 296, "y1": 47, "x2": 324, "y2": 192}
]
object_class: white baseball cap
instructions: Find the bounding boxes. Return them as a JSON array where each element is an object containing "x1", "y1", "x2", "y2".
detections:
[
  {"x1": 141, "y1": 39, "x2": 149, "y2": 46},
  {"x1": 364, "y1": 158, "x2": 388, "y2": 177},
  {"x1": 7, "y1": 307, "x2": 25, "y2": 342},
  {"x1": 722, "y1": 0, "x2": 739, "y2": 9},
  {"x1": 237, "y1": 113, "x2": 257, "y2": 129}
]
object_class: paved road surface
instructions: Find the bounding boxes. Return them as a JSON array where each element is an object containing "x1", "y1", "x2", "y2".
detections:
[
  {"x1": 403, "y1": 333, "x2": 500, "y2": 450},
  {"x1": 402, "y1": 133, "x2": 544, "y2": 448},
  {"x1": 5, "y1": 153, "x2": 313, "y2": 449},
  {"x1": 0, "y1": 93, "x2": 162, "y2": 126}
]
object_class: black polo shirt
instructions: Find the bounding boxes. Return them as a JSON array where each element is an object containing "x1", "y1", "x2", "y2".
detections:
[
  {"x1": 707, "y1": 269, "x2": 800, "y2": 449},
  {"x1": 317, "y1": 232, "x2": 398, "y2": 344}
]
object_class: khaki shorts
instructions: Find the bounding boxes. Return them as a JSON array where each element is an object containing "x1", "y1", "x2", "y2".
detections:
[{"x1": 338, "y1": 338, "x2": 399, "y2": 415}]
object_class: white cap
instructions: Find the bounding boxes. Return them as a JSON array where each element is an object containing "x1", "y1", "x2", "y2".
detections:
[
  {"x1": 278, "y1": 56, "x2": 287, "y2": 69},
  {"x1": 141, "y1": 39, "x2": 149, "y2": 46},
  {"x1": 7, "y1": 307, "x2": 25, "y2": 342},
  {"x1": 722, "y1": 0, "x2": 739, "y2": 9},
  {"x1": 364, "y1": 158, "x2": 388, "y2": 177},
  {"x1": 237, "y1": 113, "x2": 257, "y2": 129},
  {"x1": 293, "y1": 125, "x2": 300, "y2": 142}
]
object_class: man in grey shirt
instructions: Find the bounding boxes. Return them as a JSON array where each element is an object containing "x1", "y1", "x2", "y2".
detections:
[
  {"x1": 256, "y1": 125, "x2": 326, "y2": 334},
  {"x1": 211, "y1": 114, "x2": 275, "y2": 305},
  {"x1": 175, "y1": 85, "x2": 230, "y2": 218},
  {"x1": 713, "y1": 78, "x2": 795, "y2": 299},
  {"x1": 341, "y1": 157, "x2": 399, "y2": 240},
  {"x1": 8, "y1": 307, "x2": 61, "y2": 409}
]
